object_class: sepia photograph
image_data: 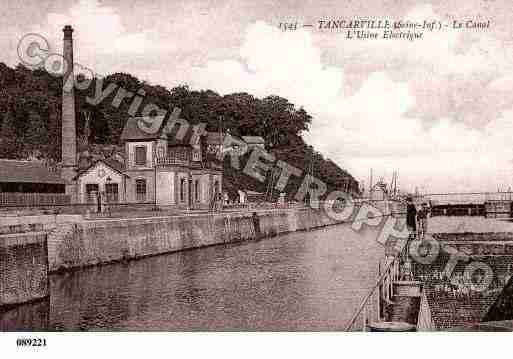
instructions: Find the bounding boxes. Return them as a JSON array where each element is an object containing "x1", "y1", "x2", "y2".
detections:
[{"x1": 1, "y1": 0, "x2": 513, "y2": 356}]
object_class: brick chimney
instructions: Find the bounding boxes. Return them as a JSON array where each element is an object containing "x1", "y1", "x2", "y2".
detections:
[{"x1": 61, "y1": 25, "x2": 77, "y2": 200}]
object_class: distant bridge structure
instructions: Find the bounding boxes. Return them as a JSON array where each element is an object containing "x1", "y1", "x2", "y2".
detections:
[{"x1": 417, "y1": 192, "x2": 513, "y2": 218}]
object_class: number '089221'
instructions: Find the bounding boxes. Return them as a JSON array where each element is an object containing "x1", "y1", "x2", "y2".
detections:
[{"x1": 16, "y1": 338, "x2": 47, "y2": 347}]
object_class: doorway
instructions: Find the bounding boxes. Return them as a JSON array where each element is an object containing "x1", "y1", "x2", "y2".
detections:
[
  {"x1": 85, "y1": 183, "x2": 99, "y2": 203},
  {"x1": 105, "y1": 183, "x2": 119, "y2": 203}
]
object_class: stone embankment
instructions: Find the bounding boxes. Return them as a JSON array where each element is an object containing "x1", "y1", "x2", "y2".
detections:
[
  {"x1": 45, "y1": 208, "x2": 342, "y2": 272},
  {"x1": 0, "y1": 225, "x2": 49, "y2": 307},
  {"x1": 0, "y1": 207, "x2": 345, "y2": 306}
]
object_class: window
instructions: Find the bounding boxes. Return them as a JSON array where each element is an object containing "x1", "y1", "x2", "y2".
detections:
[
  {"x1": 180, "y1": 178, "x2": 186, "y2": 203},
  {"x1": 157, "y1": 145, "x2": 165, "y2": 159},
  {"x1": 136, "y1": 179, "x2": 146, "y2": 202},
  {"x1": 105, "y1": 183, "x2": 119, "y2": 203},
  {"x1": 85, "y1": 184, "x2": 99, "y2": 203},
  {"x1": 195, "y1": 180, "x2": 200, "y2": 202},
  {"x1": 192, "y1": 147, "x2": 201, "y2": 162},
  {"x1": 135, "y1": 146, "x2": 147, "y2": 166}
]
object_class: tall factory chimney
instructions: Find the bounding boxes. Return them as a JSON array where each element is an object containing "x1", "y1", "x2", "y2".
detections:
[{"x1": 61, "y1": 25, "x2": 77, "y2": 200}]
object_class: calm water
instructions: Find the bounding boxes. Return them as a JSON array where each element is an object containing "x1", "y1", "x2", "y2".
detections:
[{"x1": 2, "y1": 224, "x2": 384, "y2": 331}]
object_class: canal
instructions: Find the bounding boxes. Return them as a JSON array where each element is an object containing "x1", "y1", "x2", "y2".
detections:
[{"x1": 1, "y1": 223, "x2": 384, "y2": 331}]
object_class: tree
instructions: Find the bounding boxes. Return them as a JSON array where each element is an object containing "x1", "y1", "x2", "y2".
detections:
[
  {"x1": 0, "y1": 111, "x2": 18, "y2": 158},
  {"x1": 23, "y1": 111, "x2": 49, "y2": 158},
  {"x1": 0, "y1": 62, "x2": 359, "y2": 197}
]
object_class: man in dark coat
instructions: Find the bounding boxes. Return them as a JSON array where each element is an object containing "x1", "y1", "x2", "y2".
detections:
[
  {"x1": 406, "y1": 197, "x2": 417, "y2": 238},
  {"x1": 96, "y1": 190, "x2": 102, "y2": 214},
  {"x1": 417, "y1": 202, "x2": 430, "y2": 239}
]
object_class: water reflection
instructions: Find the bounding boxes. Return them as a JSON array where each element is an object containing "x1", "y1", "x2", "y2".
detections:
[
  {"x1": 0, "y1": 298, "x2": 49, "y2": 331},
  {"x1": 1, "y1": 224, "x2": 383, "y2": 331}
]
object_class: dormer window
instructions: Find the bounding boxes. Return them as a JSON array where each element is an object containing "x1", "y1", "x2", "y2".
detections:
[{"x1": 135, "y1": 146, "x2": 147, "y2": 166}]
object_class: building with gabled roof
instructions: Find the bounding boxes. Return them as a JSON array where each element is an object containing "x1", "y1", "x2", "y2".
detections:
[
  {"x1": 0, "y1": 159, "x2": 67, "y2": 207},
  {"x1": 124, "y1": 117, "x2": 224, "y2": 209},
  {"x1": 74, "y1": 159, "x2": 128, "y2": 204},
  {"x1": 1, "y1": 25, "x2": 265, "y2": 210}
]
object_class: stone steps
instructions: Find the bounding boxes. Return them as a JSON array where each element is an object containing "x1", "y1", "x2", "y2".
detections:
[
  {"x1": 386, "y1": 296, "x2": 421, "y2": 325},
  {"x1": 383, "y1": 280, "x2": 422, "y2": 326},
  {"x1": 393, "y1": 281, "x2": 422, "y2": 297}
]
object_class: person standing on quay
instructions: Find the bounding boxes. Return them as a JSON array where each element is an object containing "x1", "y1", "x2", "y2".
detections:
[
  {"x1": 96, "y1": 190, "x2": 102, "y2": 214},
  {"x1": 401, "y1": 196, "x2": 417, "y2": 280},
  {"x1": 417, "y1": 202, "x2": 430, "y2": 239},
  {"x1": 405, "y1": 196, "x2": 417, "y2": 239}
]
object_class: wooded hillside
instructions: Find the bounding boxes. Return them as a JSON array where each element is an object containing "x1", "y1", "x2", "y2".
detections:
[{"x1": 0, "y1": 63, "x2": 359, "y2": 199}]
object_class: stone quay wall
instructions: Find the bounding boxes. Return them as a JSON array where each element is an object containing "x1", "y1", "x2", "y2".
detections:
[
  {"x1": 0, "y1": 231, "x2": 49, "y2": 307},
  {"x1": 46, "y1": 208, "x2": 343, "y2": 273}
]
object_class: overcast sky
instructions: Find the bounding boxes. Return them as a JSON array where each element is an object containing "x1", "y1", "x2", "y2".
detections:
[{"x1": 2, "y1": 0, "x2": 513, "y2": 193}]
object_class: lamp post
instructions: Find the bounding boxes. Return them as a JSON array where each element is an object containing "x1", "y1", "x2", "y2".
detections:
[
  {"x1": 154, "y1": 156, "x2": 158, "y2": 211},
  {"x1": 106, "y1": 176, "x2": 111, "y2": 201},
  {"x1": 106, "y1": 176, "x2": 112, "y2": 216}
]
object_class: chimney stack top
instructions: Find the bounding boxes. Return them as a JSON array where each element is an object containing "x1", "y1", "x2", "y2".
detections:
[{"x1": 63, "y1": 25, "x2": 73, "y2": 39}]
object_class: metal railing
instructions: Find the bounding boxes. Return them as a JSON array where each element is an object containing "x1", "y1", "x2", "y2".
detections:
[
  {"x1": 155, "y1": 156, "x2": 189, "y2": 167},
  {"x1": 344, "y1": 242, "x2": 406, "y2": 331},
  {"x1": 155, "y1": 156, "x2": 223, "y2": 170},
  {"x1": 0, "y1": 192, "x2": 71, "y2": 207}
]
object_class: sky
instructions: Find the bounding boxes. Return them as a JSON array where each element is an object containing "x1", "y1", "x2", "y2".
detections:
[{"x1": 2, "y1": 0, "x2": 513, "y2": 194}]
